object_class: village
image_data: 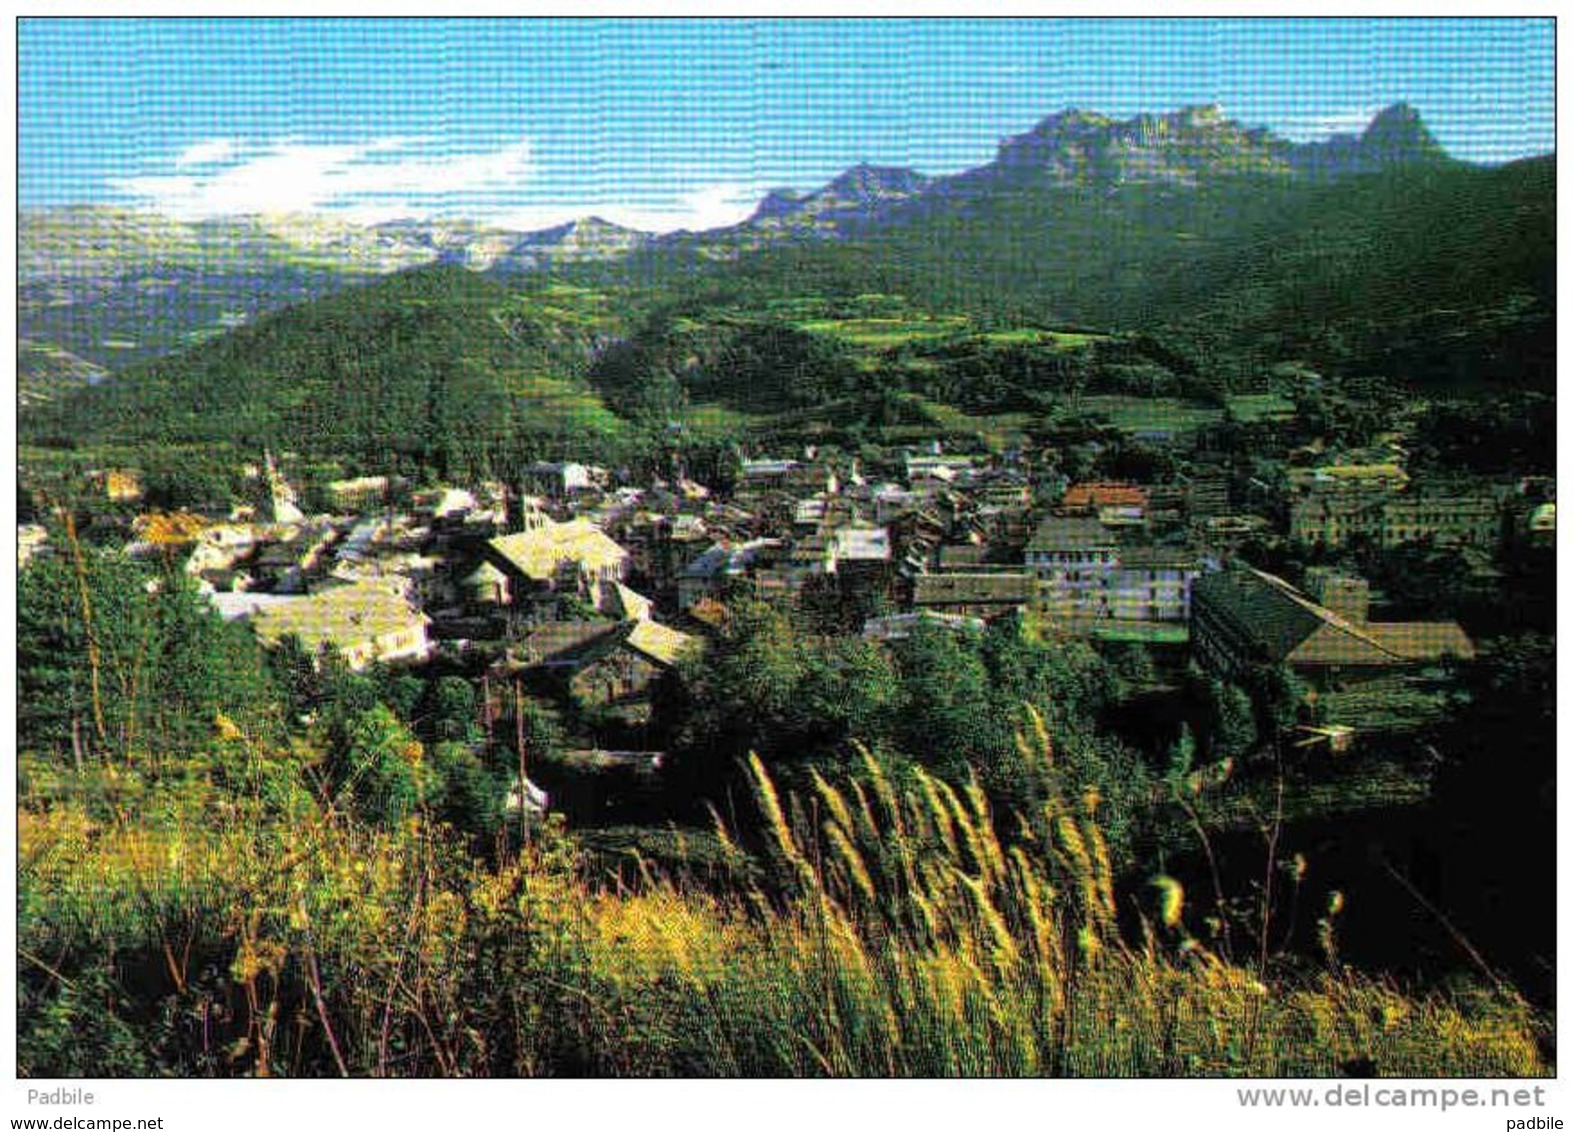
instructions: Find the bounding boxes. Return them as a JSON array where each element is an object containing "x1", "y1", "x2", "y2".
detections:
[{"x1": 19, "y1": 405, "x2": 1554, "y2": 828}]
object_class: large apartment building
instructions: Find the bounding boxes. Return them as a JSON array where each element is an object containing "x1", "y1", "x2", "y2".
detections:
[
  {"x1": 1024, "y1": 516, "x2": 1203, "y2": 624},
  {"x1": 1025, "y1": 516, "x2": 1119, "y2": 620}
]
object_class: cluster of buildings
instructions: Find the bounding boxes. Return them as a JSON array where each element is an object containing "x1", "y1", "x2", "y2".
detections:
[
  {"x1": 1287, "y1": 464, "x2": 1507, "y2": 550},
  {"x1": 18, "y1": 420, "x2": 1555, "y2": 756}
]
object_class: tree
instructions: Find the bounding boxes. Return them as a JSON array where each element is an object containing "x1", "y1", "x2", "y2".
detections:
[
  {"x1": 889, "y1": 623, "x2": 1008, "y2": 781},
  {"x1": 657, "y1": 597, "x2": 1153, "y2": 855},
  {"x1": 328, "y1": 704, "x2": 433, "y2": 825},
  {"x1": 1165, "y1": 723, "x2": 1197, "y2": 782},
  {"x1": 1241, "y1": 662, "x2": 1306, "y2": 744},
  {"x1": 18, "y1": 547, "x2": 277, "y2": 765},
  {"x1": 1210, "y1": 682, "x2": 1258, "y2": 760},
  {"x1": 141, "y1": 567, "x2": 279, "y2": 756},
  {"x1": 423, "y1": 676, "x2": 481, "y2": 744},
  {"x1": 797, "y1": 572, "x2": 890, "y2": 636},
  {"x1": 18, "y1": 549, "x2": 147, "y2": 760},
  {"x1": 429, "y1": 740, "x2": 506, "y2": 835},
  {"x1": 367, "y1": 666, "x2": 424, "y2": 723},
  {"x1": 1107, "y1": 642, "x2": 1159, "y2": 699},
  {"x1": 141, "y1": 459, "x2": 234, "y2": 514},
  {"x1": 1357, "y1": 542, "x2": 1501, "y2": 629},
  {"x1": 268, "y1": 634, "x2": 322, "y2": 721},
  {"x1": 658, "y1": 598, "x2": 900, "y2": 799}
]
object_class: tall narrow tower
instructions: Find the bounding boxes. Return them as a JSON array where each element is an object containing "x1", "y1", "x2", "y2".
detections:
[{"x1": 263, "y1": 449, "x2": 305, "y2": 525}]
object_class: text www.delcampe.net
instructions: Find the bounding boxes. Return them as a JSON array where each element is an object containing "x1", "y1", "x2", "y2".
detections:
[{"x1": 1238, "y1": 1083, "x2": 1552, "y2": 1115}]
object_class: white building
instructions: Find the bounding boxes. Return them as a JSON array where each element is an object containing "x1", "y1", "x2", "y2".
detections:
[
  {"x1": 1024, "y1": 516, "x2": 1120, "y2": 620},
  {"x1": 1025, "y1": 516, "x2": 1203, "y2": 624}
]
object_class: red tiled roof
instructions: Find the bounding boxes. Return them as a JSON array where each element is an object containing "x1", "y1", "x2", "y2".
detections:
[{"x1": 1063, "y1": 483, "x2": 1149, "y2": 510}]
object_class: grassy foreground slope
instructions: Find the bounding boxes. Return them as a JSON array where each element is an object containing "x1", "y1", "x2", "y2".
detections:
[{"x1": 19, "y1": 734, "x2": 1544, "y2": 1078}]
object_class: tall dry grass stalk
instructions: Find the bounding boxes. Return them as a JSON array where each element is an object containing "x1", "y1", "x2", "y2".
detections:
[{"x1": 18, "y1": 725, "x2": 1549, "y2": 1078}]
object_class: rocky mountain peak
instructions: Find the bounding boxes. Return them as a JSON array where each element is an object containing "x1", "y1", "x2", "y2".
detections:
[
  {"x1": 747, "y1": 188, "x2": 807, "y2": 222},
  {"x1": 1028, "y1": 108, "x2": 1115, "y2": 137},
  {"x1": 994, "y1": 104, "x2": 1291, "y2": 184},
  {"x1": 1359, "y1": 101, "x2": 1445, "y2": 160},
  {"x1": 1175, "y1": 103, "x2": 1224, "y2": 127},
  {"x1": 821, "y1": 164, "x2": 931, "y2": 202},
  {"x1": 737, "y1": 164, "x2": 930, "y2": 234},
  {"x1": 990, "y1": 102, "x2": 1451, "y2": 186},
  {"x1": 1287, "y1": 102, "x2": 1449, "y2": 178}
]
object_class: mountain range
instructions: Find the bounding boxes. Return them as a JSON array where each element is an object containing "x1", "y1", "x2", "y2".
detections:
[
  {"x1": 19, "y1": 104, "x2": 1454, "y2": 280},
  {"x1": 19, "y1": 102, "x2": 1553, "y2": 409},
  {"x1": 708, "y1": 102, "x2": 1448, "y2": 241}
]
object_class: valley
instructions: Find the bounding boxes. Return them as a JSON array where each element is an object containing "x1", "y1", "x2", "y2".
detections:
[{"x1": 16, "y1": 97, "x2": 1557, "y2": 1080}]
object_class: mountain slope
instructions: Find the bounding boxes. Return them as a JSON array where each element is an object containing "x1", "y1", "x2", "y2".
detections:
[
  {"x1": 27, "y1": 268, "x2": 633, "y2": 475},
  {"x1": 597, "y1": 123, "x2": 1551, "y2": 389},
  {"x1": 1151, "y1": 154, "x2": 1555, "y2": 386},
  {"x1": 17, "y1": 209, "x2": 652, "y2": 387},
  {"x1": 18, "y1": 339, "x2": 109, "y2": 408},
  {"x1": 26, "y1": 142, "x2": 1553, "y2": 478}
]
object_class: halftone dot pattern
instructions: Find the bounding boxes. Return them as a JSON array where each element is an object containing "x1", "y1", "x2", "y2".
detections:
[
  {"x1": 16, "y1": 16, "x2": 1556, "y2": 465},
  {"x1": 22, "y1": 18, "x2": 1557, "y2": 204}
]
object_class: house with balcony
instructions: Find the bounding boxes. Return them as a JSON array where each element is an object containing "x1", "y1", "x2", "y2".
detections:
[
  {"x1": 1024, "y1": 516, "x2": 1120, "y2": 620},
  {"x1": 1109, "y1": 546, "x2": 1204, "y2": 622},
  {"x1": 1026, "y1": 515, "x2": 1205, "y2": 629}
]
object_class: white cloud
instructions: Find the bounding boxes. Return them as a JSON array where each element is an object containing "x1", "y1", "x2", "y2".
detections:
[
  {"x1": 174, "y1": 138, "x2": 238, "y2": 168},
  {"x1": 599, "y1": 183, "x2": 766, "y2": 234},
  {"x1": 113, "y1": 136, "x2": 538, "y2": 220},
  {"x1": 116, "y1": 137, "x2": 766, "y2": 236},
  {"x1": 369, "y1": 139, "x2": 536, "y2": 197},
  {"x1": 365, "y1": 135, "x2": 427, "y2": 154}
]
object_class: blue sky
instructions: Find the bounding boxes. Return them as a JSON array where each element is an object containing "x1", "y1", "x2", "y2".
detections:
[{"x1": 19, "y1": 18, "x2": 1556, "y2": 232}]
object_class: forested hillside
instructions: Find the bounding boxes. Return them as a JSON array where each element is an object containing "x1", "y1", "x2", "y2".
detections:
[{"x1": 26, "y1": 269, "x2": 635, "y2": 479}]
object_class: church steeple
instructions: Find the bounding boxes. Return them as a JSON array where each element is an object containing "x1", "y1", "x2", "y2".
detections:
[{"x1": 263, "y1": 448, "x2": 304, "y2": 525}]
